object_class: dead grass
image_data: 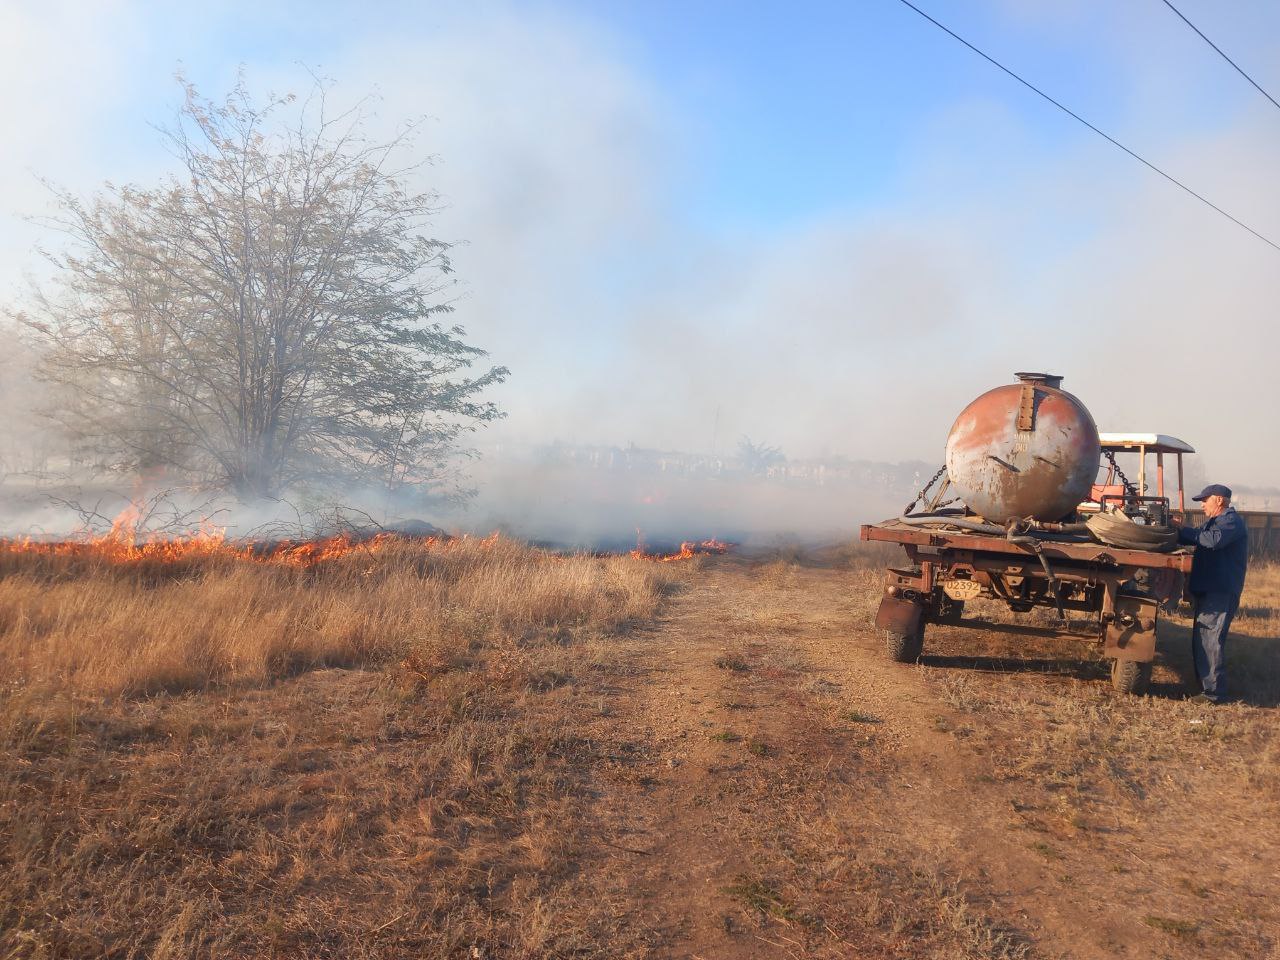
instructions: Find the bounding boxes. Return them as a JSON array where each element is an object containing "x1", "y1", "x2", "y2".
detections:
[
  {"x1": 6, "y1": 532, "x2": 1277, "y2": 958},
  {"x1": 686, "y1": 543, "x2": 1280, "y2": 958},
  {"x1": 722, "y1": 875, "x2": 800, "y2": 923},
  {"x1": 1224, "y1": 560, "x2": 1280, "y2": 705},
  {"x1": 1143, "y1": 915, "x2": 1202, "y2": 939},
  {"x1": 718, "y1": 775, "x2": 1034, "y2": 959},
  {"x1": 922, "y1": 563, "x2": 1280, "y2": 796},
  {"x1": 684, "y1": 568, "x2": 1035, "y2": 959},
  {"x1": 908, "y1": 556, "x2": 1280, "y2": 957},
  {"x1": 0, "y1": 536, "x2": 677, "y2": 958},
  {"x1": 0, "y1": 535, "x2": 667, "y2": 698}
]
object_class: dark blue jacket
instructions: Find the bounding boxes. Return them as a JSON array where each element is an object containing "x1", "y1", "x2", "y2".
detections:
[{"x1": 1178, "y1": 507, "x2": 1249, "y2": 596}]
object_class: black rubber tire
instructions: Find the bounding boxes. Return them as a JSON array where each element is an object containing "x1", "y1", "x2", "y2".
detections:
[
  {"x1": 885, "y1": 625, "x2": 924, "y2": 663},
  {"x1": 1110, "y1": 659, "x2": 1152, "y2": 695}
]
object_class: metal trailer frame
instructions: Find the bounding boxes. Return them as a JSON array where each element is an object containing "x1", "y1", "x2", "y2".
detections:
[{"x1": 859, "y1": 520, "x2": 1194, "y2": 694}]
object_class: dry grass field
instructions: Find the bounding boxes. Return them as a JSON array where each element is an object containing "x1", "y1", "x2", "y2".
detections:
[
  {"x1": 2, "y1": 536, "x2": 1278, "y2": 958},
  {"x1": 1, "y1": 537, "x2": 677, "y2": 957}
]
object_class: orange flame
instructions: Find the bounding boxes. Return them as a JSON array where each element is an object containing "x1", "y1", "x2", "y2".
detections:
[
  {"x1": 0, "y1": 527, "x2": 406, "y2": 566},
  {"x1": 1, "y1": 504, "x2": 728, "y2": 568},
  {"x1": 629, "y1": 531, "x2": 731, "y2": 563},
  {"x1": 0, "y1": 500, "x2": 427, "y2": 567}
]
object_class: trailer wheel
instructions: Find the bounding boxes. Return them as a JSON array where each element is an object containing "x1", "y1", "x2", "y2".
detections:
[
  {"x1": 885, "y1": 624, "x2": 924, "y2": 663},
  {"x1": 1110, "y1": 659, "x2": 1152, "y2": 695}
]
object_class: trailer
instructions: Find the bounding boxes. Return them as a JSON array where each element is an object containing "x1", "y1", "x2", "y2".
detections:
[
  {"x1": 860, "y1": 517, "x2": 1191, "y2": 694},
  {"x1": 859, "y1": 374, "x2": 1199, "y2": 696}
]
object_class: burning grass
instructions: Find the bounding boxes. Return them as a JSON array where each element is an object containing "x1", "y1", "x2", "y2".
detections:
[
  {"x1": 1, "y1": 535, "x2": 679, "y2": 957},
  {"x1": 628, "y1": 536, "x2": 731, "y2": 562},
  {"x1": 0, "y1": 534, "x2": 670, "y2": 698},
  {"x1": 0, "y1": 527, "x2": 401, "y2": 567}
]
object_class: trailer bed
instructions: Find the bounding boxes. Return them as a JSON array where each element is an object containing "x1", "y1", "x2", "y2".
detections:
[
  {"x1": 858, "y1": 517, "x2": 1194, "y2": 694},
  {"x1": 861, "y1": 519, "x2": 1194, "y2": 572}
]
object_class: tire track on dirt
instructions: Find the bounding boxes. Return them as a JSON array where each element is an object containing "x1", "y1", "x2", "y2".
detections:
[
  {"x1": 579, "y1": 556, "x2": 1220, "y2": 958},
  {"x1": 579, "y1": 560, "x2": 1031, "y2": 957}
]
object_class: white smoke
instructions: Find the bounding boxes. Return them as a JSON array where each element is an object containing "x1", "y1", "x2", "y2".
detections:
[{"x1": 1, "y1": 0, "x2": 1277, "y2": 544}]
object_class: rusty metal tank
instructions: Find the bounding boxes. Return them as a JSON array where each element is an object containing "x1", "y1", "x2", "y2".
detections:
[{"x1": 944, "y1": 372, "x2": 1100, "y2": 523}]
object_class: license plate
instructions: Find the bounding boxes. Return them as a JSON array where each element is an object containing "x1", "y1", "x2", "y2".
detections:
[{"x1": 942, "y1": 579, "x2": 981, "y2": 601}]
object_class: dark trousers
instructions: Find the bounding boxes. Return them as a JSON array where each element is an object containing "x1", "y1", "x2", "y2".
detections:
[{"x1": 1191, "y1": 591, "x2": 1239, "y2": 702}]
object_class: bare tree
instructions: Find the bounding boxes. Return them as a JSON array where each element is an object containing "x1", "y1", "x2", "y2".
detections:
[{"x1": 18, "y1": 76, "x2": 506, "y2": 500}]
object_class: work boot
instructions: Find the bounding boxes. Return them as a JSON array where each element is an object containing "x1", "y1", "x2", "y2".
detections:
[{"x1": 1186, "y1": 692, "x2": 1220, "y2": 706}]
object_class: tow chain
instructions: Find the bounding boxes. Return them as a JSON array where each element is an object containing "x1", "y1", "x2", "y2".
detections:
[
  {"x1": 1102, "y1": 449, "x2": 1139, "y2": 499},
  {"x1": 903, "y1": 465, "x2": 947, "y2": 516}
]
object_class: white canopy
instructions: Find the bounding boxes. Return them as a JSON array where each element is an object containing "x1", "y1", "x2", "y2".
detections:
[{"x1": 1098, "y1": 433, "x2": 1195, "y2": 454}]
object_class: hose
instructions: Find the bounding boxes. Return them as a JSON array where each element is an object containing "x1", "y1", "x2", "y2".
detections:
[
  {"x1": 898, "y1": 515, "x2": 1006, "y2": 536},
  {"x1": 894, "y1": 507, "x2": 1177, "y2": 615},
  {"x1": 1022, "y1": 520, "x2": 1091, "y2": 534},
  {"x1": 1085, "y1": 510, "x2": 1179, "y2": 552},
  {"x1": 900, "y1": 514, "x2": 1091, "y2": 542},
  {"x1": 899, "y1": 510, "x2": 1178, "y2": 552}
]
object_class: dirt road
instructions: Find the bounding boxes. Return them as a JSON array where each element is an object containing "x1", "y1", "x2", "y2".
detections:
[{"x1": 572, "y1": 557, "x2": 1280, "y2": 959}]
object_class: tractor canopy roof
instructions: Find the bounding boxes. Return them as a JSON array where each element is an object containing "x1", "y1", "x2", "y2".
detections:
[{"x1": 1098, "y1": 433, "x2": 1195, "y2": 454}]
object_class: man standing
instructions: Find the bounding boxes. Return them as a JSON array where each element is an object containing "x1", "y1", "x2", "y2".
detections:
[{"x1": 1175, "y1": 484, "x2": 1249, "y2": 704}]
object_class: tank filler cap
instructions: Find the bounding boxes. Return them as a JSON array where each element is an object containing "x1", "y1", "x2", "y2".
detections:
[{"x1": 1014, "y1": 371, "x2": 1063, "y2": 389}]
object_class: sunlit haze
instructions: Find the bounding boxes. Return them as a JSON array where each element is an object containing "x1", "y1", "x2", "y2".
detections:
[{"x1": 2, "y1": 0, "x2": 1278, "y2": 538}]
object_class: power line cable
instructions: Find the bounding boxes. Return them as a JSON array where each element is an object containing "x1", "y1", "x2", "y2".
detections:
[
  {"x1": 893, "y1": 0, "x2": 1280, "y2": 254},
  {"x1": 1160, "y1": 0, "x2": 1280, "y2": 114}
]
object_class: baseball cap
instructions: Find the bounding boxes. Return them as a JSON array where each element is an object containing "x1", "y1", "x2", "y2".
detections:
[{"x1": 1192, "y1": 483, "x2": 1232, "y2": 502}]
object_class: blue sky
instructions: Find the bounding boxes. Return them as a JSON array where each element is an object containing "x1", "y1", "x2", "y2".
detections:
[
  {"x1": 16, "y1": 1, "x2": 1275, "y2": 231},
  {"x1": 2, "y1": 0, "x2": 1279, "y2": 484},
  {"x1": 569, "y1": 0, "x2": 1276, "y2": 229}
]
